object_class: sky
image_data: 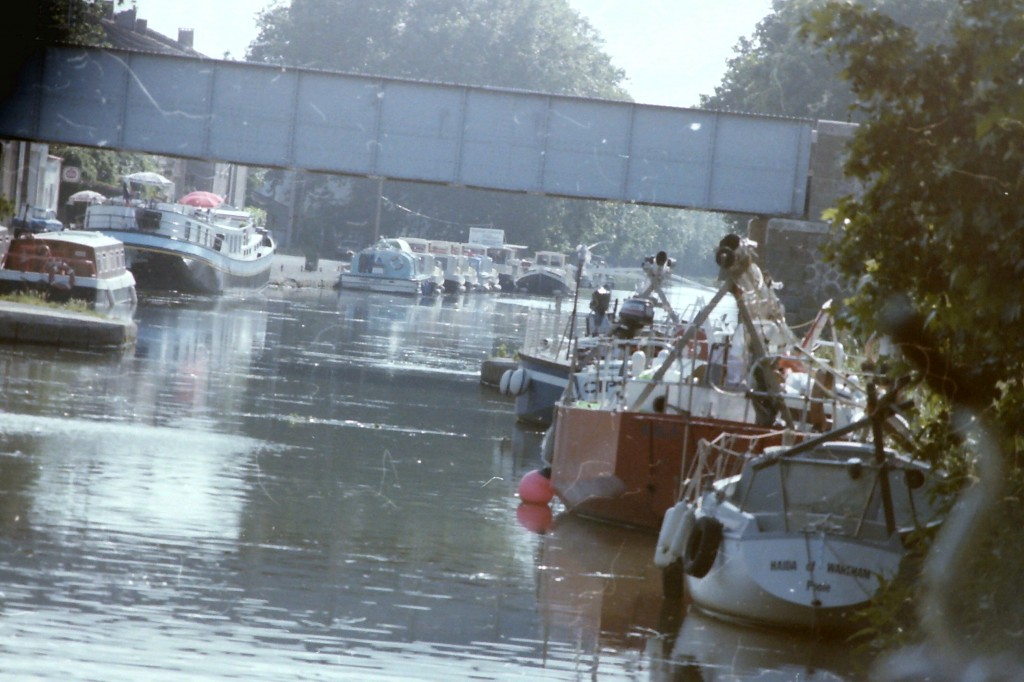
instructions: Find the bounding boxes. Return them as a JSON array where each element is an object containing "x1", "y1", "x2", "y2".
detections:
[{"x1": 130, "y1": 0, "x2": 773, "y2": 108}]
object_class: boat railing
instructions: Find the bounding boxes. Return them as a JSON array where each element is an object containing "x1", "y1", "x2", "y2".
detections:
[
  {"x1": 561, "y1": 333, "x2": 687, "y2": 407},
  {"x1": 743, "y1": 351, "x2": 872, "y2": 432},
  {"x1": 680, "y1": 429, "x2": 796, "y2": 504},
  {"x1": 519, "y1": 306, "x2": 588, "y2": 360}
]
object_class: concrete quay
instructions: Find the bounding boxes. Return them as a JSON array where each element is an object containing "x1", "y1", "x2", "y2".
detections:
[
  {"x1": 0, "y1": 302, "x2": 137, "y2": 350},
  {"x1": 267, "y1": 255, "x2": 346, "y2": 289},
  {"x1": 0, "y1": 254, "x2": 341, "y2": 352}
]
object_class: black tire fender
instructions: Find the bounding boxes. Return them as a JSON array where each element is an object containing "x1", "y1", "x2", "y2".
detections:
[{"x1": 683, "y1": 516, "x2": 723, "y2": 578}]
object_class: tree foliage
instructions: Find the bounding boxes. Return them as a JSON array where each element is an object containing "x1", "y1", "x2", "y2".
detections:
[
  {"x1": 803, "y1": 0, "x2": 1024, "y2": 426},
  {"x1": 803, "y1": 0, "x2": 1023, "y2": 658},
  {"x1": 702, "y1": 0, "x2": 957, "y2": 120},
  {"x1": 33, "y1": 0, "x2": 114, "y2": 47},
  {"x1": 250, "y1": 0, "x2": 627, "y2": 99},
  {"x1": 3, "y1": 1, "x2": 119, "y2": 102}
]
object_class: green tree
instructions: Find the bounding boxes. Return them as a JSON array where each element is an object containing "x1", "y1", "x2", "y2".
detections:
[
  {"x1": 36, "y1": 0, "x2": 116, "y2": 47},
  {"x1": 50, "y1": 145, "x2": 155, "y2": 190},
  {"x1": 3, "y1": 1, "x2": 120, "y2": 101},
  {"x1": 250, "y1": 0, "x2": 626, "y2": 99},
  {"x1": 803, "y1": 0, "x2": 1023, "y2": 659},
  {"x1": 703, "y1": 0, "x2": 957, "y2": 120}
]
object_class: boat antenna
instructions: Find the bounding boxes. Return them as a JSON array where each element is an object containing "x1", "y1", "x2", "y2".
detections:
[
  {"x1": 564, "y1": 239, "x2": 613, "y2": 360},
  {"x1": 869, "y1": 381, "x2": 898, "y2": 535},
  {"x1": 636, "y1": 250, "x2": 680, "y2": 324}
]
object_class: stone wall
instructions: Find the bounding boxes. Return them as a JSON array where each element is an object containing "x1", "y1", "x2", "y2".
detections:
[{"x1": 754, "y1": 218, "x2": 847, "y2": 326}]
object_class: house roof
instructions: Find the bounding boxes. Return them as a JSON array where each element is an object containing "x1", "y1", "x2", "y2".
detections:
[{"x1": 100, "y1": 7, "x2": 206, "y2": 59}]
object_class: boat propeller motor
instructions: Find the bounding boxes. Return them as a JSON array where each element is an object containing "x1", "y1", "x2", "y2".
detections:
[{"x1": 642, "y1": 250, "x2": 675, "y2": 282}]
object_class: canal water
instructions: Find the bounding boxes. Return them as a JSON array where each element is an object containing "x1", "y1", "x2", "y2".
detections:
[{"x1": 0, "y1": 287, "x2": 873, "y2": 680}]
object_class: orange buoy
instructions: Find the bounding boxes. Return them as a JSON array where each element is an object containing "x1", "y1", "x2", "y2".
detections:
[
  {"x1": 516, "y1": 502, "x2": 553, "y2": 534},
  {"x1": 518, "y1": 467, "x2": 553, "y2": 505}
]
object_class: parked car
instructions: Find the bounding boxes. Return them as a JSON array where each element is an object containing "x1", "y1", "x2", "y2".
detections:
[{"x1": 11, "y1": 206, "x2": 63, "y2": 237}]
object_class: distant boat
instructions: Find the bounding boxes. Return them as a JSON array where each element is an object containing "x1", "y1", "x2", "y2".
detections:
[
  {"x1": 515, "y1": 250, "x2": 574, "y2": 296},
  {"x1": 396, "y1": 237, "x2": 446, "y2": 293},
  {"x1": 486, "y1": 244, "x2": 526, "y2": 292},
  {"x1": 461, "y1": 243, "x2": 500, "y2": 291},
  {"x1": 339, "y1": 238, "x2": 439, "y2": 295},
  {"x1": 0, "y1": 230, "x2": 137, "y2": 308},
  {"x1": 501, "y1": 249, "x2": 705, "y2": 427},
  {"x1": 84, "y1": 201, "x2": 275, "y2": 295},
  {"x1": 427, "y1": 240, "x2": 471, "y2": 293}
]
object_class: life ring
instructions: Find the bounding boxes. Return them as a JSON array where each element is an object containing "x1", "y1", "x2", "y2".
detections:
[
  {"x1": 683, "y1": 515, "x2": 723, "y2": 578},
  {"x1": 48, "y1": 259, "x2": 76, "y2": 291}
]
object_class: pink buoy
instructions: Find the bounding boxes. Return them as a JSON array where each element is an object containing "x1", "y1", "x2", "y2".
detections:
[
  {"x1": 518, "y1": 468, "x2": 553, "y2": 505},
  {"x1": 516, "y1": 502, "x2": 553, "y2": 534}
]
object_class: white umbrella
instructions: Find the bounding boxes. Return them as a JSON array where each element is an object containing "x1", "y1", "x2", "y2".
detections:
[
  {"x1": 123, "y1": 171, "x2": 173, "y2": 190},
  {"x1": 67, "y1": 190, "x2": 106, "y2": 204}
]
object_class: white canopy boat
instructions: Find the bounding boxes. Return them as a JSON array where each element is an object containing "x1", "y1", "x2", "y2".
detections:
[{"x1": 339, "y1": 238, "x2": 438, "y2": 295}]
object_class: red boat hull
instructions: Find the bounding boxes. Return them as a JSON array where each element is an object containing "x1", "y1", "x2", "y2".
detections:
[{"x1": 550, "y1": 405, "x2": 784, "y2": 530}]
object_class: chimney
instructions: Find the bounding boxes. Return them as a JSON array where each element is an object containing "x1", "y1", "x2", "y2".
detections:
[
  {"x1": 114, "y1": 7, "x2": 136, "y2": 28},
  {"x1": 178, "y1": 29, "x2": 195, "y2": 49},
  {"x1": 135, "y1": 18, "x2": 148, "y2": 33}
]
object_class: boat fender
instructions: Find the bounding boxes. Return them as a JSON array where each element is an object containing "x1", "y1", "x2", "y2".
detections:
[
  {"x1": 499, "y1": 369, "x2": 514, "y2": 396},
  {"x1": 668, "y1": 504, "x2": 696, "y2": 564},
  {"x1": 507, "y1": 367, "x2": 530, "y2": 396},
  {"x1": 683, "y1": 515, "x2": 723, "y2": 578},
  {"x1": 654, "y1": 501, "x2": 695, "y2": 568},
  {"x1": 629, "y1": 350, "x2": 646, "y2": 376}
]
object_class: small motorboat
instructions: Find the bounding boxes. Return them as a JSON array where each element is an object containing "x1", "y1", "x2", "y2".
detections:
[
  {"x1": 339, "y1": 238, "x2": 439, "y2": 295},
  {"x1": 515, "y1": 250, "x2": 574, "y2": 296}
]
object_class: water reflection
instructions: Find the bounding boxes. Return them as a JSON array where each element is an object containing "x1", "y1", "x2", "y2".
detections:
[
  {"x1": 0, "y1": 286, "x2": 872, "y2": 680},
  {"x1": 535, "y1": 514, "x2": 669, "y2": 656},
  {"x1": 666, "y1": 607, "x2": 869, "y2": 680}
]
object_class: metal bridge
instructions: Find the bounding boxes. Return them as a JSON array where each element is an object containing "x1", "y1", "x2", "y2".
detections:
[{"x1": 0, "y1": 46, "x2": 847, "y2": 218}]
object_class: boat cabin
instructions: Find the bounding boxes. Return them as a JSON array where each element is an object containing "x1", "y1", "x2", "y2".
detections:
[
  {"x1": 353, "y1": 242, "x2": 421, "y2": 278},
  {"x1": 726, "y1": 442, "x2": 944, "y2": 540},
  {"x1": 4, "y1": 232, "x2": 128, "y2": 280}
]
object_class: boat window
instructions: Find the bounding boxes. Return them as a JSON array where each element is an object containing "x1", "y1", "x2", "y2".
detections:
[
  {"x1": 777, "y1": 460, "x2": 879, "y2": 519},
  {"x1": 735, "y1": 465, "x2": 785, "y2": 514},
  {"x1": 358, "y1": 253, "x2": 374, "y2": 273},
  {"x1": 886, "y1": 465, "x2": 946, "y2": 529}
]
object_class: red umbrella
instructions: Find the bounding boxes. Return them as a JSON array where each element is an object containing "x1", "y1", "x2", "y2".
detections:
[{"x1": 179, "y1": 191, "x2": 224, "y2": 208}]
